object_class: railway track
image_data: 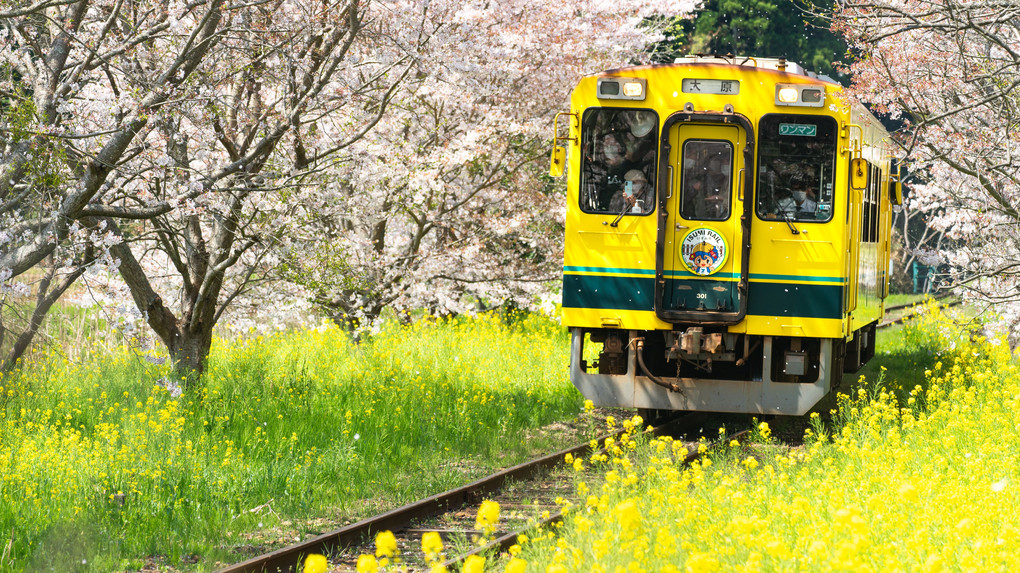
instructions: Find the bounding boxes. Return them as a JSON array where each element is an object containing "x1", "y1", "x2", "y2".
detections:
[
  {"x1": 215, "y1": 413, "x2": 750, "y2": 573},
  {"x1": 879, "y1": 296, "x2": 960, "y2": 329}
]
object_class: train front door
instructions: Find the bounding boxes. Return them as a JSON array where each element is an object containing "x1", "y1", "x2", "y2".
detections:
[{"x1": 659, "y1": 122, "x2": 748, "y2": 323}]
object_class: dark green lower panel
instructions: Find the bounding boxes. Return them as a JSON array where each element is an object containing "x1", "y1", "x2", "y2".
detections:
[
  {"x1": 562, "y1": 274, "x2": 654, "y2": 311},
  {"x1": 563, "y1": 274, "x2": 844, "y2": 319},
  {"x1": 746, "y1": 282, "x2": 843, "y2": 319},
  {"x1": 663, "y1": 278, "x2": 739, "y2": 313}
]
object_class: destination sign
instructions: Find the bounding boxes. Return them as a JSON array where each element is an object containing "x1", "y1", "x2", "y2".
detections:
[{"x1": 681, "y1": 79, "x2": 740, "y2": 95}]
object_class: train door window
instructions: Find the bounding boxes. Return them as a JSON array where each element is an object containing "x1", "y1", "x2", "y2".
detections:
[
  {"x1": 680, "y1": 140, "x2": 732, "y2": 221},
  {"x1": 859, "y1": 161, "x2": 879, "y2": 243},
  {"x1": 869, "y1": 164, "x2": 879, "y2": 242},
  {"x1": 579, "y1": 108, "x2": 658, "y2": 216},
  {"x1": 755, "y1": 114, "x2": 837, "y2": 223}
]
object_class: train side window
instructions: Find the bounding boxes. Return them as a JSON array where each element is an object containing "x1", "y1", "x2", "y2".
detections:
[
  {"x1": 679, "y1": 140, "x2": 732, "y2": 221},
  {"x1": 755, "y1": 114, "x2": 837, "y2": 223},
  {"x1": 579, "y1": 108, "x2": 658, "y2": 216},
  {"x1": 855, "y1": 160, "x2": 880, "y2": 243}
]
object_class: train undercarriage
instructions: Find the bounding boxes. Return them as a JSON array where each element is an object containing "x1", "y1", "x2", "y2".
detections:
[{"x1": 570, "y1": 324, "x2": 876, "y2": 416}]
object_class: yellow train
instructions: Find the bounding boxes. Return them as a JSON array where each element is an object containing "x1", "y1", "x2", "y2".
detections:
[{"x1": 551, "y1": 55, "x2": 900, "y2": 416}]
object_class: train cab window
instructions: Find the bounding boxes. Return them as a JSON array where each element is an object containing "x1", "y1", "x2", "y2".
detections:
[
  {"x1": 680, "y1": 140, "x2": 732, "y2": 221},
  {"x1": 579, "y1": 108, "x2": 658, "y2": 216},
  {"x1": 755, "y1": 114, "x2": 837, "y2": 223}
]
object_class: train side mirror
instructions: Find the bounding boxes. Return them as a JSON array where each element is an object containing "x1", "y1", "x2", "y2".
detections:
[
  {"x1": 889, "y1": 166, "x2": 904, "y2": 205},
  {"x1": 549, "y1": 145, "x2": 566, "y2": 178},
  {"x1": 850, "y1": 158, "x2": 869, "y2": 190}
]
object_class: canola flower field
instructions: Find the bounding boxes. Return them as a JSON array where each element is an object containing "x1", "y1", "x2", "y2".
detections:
[
  {"x1": 344, "y1": 301, "x2": 1013, "y2": 573},
  {"x1": 4, "y1": 300, "x2": 1008, "y2": 572},
  {"x1": 0, "y1": 312, "x2": 580, "y2": 571},
  {"x1": 500, "y1": 303, "x2": 1020, "y2": 572}
]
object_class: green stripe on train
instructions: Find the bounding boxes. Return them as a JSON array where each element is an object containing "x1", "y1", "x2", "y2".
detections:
[
  {"x1": 562, "y1": 266, "x2": 845, "y2": 284},
  {"x1": 562, "y1": 274, "x2": 844, "y2": 319}
]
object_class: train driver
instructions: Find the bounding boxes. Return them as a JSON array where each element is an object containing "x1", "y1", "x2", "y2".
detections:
[
  {"x1": 778, "y1": 181, "x2": 817, "y2": 215},
  {"x1": 581, "y1": 109, "x2": 657, "y2": 214},
  {"x1": 608, "y1": 169, "x2": 650, "y2": 213}
]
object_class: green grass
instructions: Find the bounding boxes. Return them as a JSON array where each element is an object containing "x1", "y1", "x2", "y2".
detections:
[
  {"x1": 0, "y1": 298, "x2": 123, "y2": 366},
  {"x1": 883, "y1": 292, "x2": 934, "y2": 308},
  {"x1": 0, "y1": 312, "x2": 583, "y2": 571}
]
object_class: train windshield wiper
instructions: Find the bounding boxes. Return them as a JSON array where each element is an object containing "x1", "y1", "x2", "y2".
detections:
[
  {"x1": 781, "y1": 211, "x2": 800, "y2": 235},
  {"x1": 610, "y1": 199, "x2": 633, "y2": 227}
]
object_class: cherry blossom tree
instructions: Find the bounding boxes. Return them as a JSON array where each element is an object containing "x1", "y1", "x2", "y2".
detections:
[
  {"x1": 287, "y1": 0, "x2": 697, "y2": 327},
  {"x1": 1, "y1": 0, "x2": 419, "y2": 379},
  {"x1": 833, "y1": 0, "x2": 1020, "y2": 334},
  {"x1": 1, "y1": 0, "x2": 230, "y2": 369},
  {"x1": 2, "y1": 0, "x2": 696, "y2": 380},
  {"x1": 890, "y1": 193, "x2": 947, "y2": 293}
]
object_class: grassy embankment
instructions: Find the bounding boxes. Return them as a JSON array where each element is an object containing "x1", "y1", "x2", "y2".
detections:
[
  {"x1": 0, "y1": 312, "x2": 583, "y2": 572},
  {"x1": 512, "y1": 301, "x2": 1020, "y2": 572}
]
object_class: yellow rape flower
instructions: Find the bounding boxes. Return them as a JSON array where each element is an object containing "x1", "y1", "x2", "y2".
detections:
[
  {"x1": 303, "y1": 554, "x2": 327, "y2": 573},
  {"x1": 686, "y1": 552, "x2": 720, "y2": 573},
  {"x1": 898, "y1": 482, "x2": 919, "y2": 502},
  {"x1": 463, "y1": 554, "x2": 486, "y2": 573},
  {"x1": 356, "y1": 554, "x2": 379, "y2": 573},
  {"x1": 422, "y1": 531, "x2": 444, "y2": 560},
  {"x1": 615, "y1": 498, "x2": 643, "y2": 532},
  {"x1": 375, "y1": 530, "x2": 398, "y2": 558},
  {"x1": 476, "y1": 500, "x2": 500, "y2": 533},
  {"x1": 506, "y1": 557, "x2": 527, "y2": 573}
]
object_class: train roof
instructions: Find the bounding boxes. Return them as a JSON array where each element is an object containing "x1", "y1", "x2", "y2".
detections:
[
  {"x1": 593, "y1": 55, "x2": 840, "y2": 86},
  {"x1": 673, "y1": 55, "x2": 837, "y2": 81}
]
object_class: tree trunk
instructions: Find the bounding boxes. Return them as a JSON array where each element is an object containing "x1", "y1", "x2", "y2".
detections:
[
  {"x1": 108, "y1": 221, "x2": 219, "y2": 390},
  {"x1": 167, "y1": 326, "x2": 214, "y2": 385},
  {"x1": 0, "y1": 258, "x2": 87, "y2": 372}
]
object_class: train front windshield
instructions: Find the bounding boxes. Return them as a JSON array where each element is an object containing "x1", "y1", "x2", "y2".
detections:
[
  {"x1": 579, "y1": 109, "x2": 658, "y2": 216},
  {"x1": 755, "y1": 114, "x2": 837, "y2": 223}
]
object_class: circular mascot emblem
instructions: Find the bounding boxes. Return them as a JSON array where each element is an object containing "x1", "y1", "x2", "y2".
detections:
[{"x1": 680, "y1": 227, "x2": 729, "y2": 276}]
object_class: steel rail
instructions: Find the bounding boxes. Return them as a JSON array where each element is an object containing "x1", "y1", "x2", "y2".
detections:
[
  {"x1": 439, "y1": 422, "x2": 753, "y2": 571},
  {"x1": 215, "y1": 426, "x2": 637, "y2": 573},
  {"x1": 879, "y1": 299, "x2": 961, "y2": 329},
  {"x1": 883, "y1": 293, "x2": 952, "y2": 314}
]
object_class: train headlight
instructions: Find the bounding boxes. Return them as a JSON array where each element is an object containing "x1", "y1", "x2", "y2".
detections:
[
  {"x1": 777, "y1": 87, "x2": 799, "y2": 104},
  {"x1": 597, "y1": 77, "x2": 647, "y2": 101},
  {"x1": 622, "y1": 81, "x2": 644, "y2": 98},
  {"x1": 775, "y1": 84, "x2": 826, "y2": 107}
]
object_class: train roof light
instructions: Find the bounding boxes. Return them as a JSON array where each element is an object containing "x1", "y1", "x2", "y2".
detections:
[{"x1": 597, "y1": 77, "x2": 646, "y2": 101}]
